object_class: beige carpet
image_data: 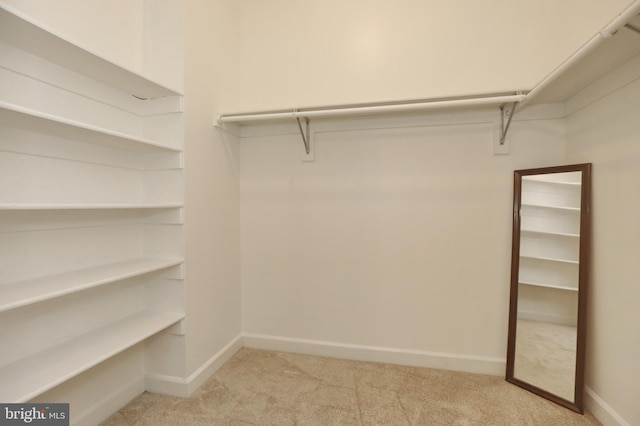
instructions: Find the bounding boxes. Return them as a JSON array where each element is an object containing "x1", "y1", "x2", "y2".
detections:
[{"x1": 102, "y1": 348, "x2": 600, "y2": 425}]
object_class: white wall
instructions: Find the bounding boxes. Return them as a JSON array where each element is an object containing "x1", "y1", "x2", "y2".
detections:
[
  {"x1": 183, "y1": 0, "x2": 243, "y2": 379},
  {"x1": 565, "y1": 54, "x2": 640, "y2": 426},
  {"x1": 237, "y1": 0, "x2": 632, "y2": 112},
  {"x1": 240, "y1": 107, "x2": 567, "y2": 373},
  {"x1": 143, "y1": 0, "x2": 184, "y2": 92}
]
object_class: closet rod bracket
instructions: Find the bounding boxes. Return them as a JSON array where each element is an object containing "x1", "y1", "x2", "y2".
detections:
[
  {"x1": 500, "y1": 102, "x2": 517, "y2": 146},
  {"x1": 295, "y1": 111, "x2": 311, "y2": 155},
  {"x1": 624, "y1": 22, "x2": 640, "y2": 35}
]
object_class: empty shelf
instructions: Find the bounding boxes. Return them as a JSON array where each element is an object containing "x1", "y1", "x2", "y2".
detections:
[
  {"x1": 520, "y1": 255, "x2": 579, "y2": 265},
  {"x1": 522, "y1": 176, "x2": 581, "y2": 186},
  {"x1": 0, "y1": 203, "x2": 183, "y2": 211},
  {"x1": 0, "y1": 101, "x2": 181, "y2": 153},
  {"x1": 521, "y1": 203, "x2": 580, "y2": 212},
  {"x1": 521, "y1": 229, "x2": 580, "y2": 238},
  {"x1": 520, "y1": 281, "x2": 579, "y2": 292},
  {"x1": 0, "y1": 258, "x2": 183, "y2": 313},
  {"x1": 0, "y1": 310, "x2": 185, "y2": 402}
]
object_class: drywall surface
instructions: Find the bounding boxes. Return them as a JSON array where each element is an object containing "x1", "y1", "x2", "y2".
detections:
[
  {"x1": 142, "y1": 0, "x2": 184, "y2": 92},
  {"x1": 240, "y1": 108, "x2": 566, "y2": 371},
  {"x1": 183, "y1": 0, "x2": 242, "y2": 377},
  {"x1": 566, "y1": 55, "x2": 640, "y2": 426},
  {"x1": 237, "y1": 0, "x2": 633, "y2": 112}
]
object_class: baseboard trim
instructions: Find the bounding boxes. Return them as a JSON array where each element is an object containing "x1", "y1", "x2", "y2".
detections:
[
  {"x1": 144, "y1": 372, "x2": 188, "y2": 398},
  {"x1": 242, "y1": 333, "x2": 505, "y2": 376},
  {"x1": 72, "y1": 379, "x2": 144, "y2": 426},
  {"x1": 184, "y1": 334, "x2": 244, "y2": 395},
  {"x1": 145, "y1": 334, "x2": 243, "y2": 397},
  {"x1": 585, "y1": 386, "x2": 630, "y2": 426},
  {"x1": 75, "y1": 335, "x2": 631, "y2": 426}
]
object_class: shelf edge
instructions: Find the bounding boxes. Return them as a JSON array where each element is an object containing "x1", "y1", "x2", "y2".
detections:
[
  {"x1": 0, "y1": 203, "x2": 184, "y2": 211},
  {"x1": 0, "y1": 101, "x2": 182, "y2": 153},
  {"x1": 520, "y1": 255, "x2": 579, "y2": 264},
  {"x1": 520, "y1": 281, "x2": 579, "y2": 292},
  {"x1": 0, "y1": 258, "x2": 184, "y2": 313}
]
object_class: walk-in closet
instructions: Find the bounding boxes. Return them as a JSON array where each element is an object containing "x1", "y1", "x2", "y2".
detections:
[{"x1": 1, "y1": 1, "x2": 639, "y2": 425}]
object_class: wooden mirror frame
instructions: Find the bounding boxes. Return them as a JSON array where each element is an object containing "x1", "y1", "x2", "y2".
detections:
[{"x1": 506, "y1": 163, "x2": 591, "y2": 413}]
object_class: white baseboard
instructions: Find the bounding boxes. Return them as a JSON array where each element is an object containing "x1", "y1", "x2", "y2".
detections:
[
  {"x1": 72, "y1": 379, "x2": 144, "y2": 426},
  {"x1": 145, "y1": 334, "x2": 243, "y2": 397},
  {"x1": 242, "y1": 333, "x2": 505, "y2": 376},
  {"x1": 144, "y1": 371, "x2": 189, "y2": 398},
  {"x1": 72, "y1": 334, "x2": 631, "y2": 426},
  {"x1": 585, "y1": 386, "x2": 630, "y2": 426}
]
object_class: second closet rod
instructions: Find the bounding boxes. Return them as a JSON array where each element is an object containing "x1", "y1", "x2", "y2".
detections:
[{"x1": 217, "y1": 93, "x2": 526, "y2": 124}]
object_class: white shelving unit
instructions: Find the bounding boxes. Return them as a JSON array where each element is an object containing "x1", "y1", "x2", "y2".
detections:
[
  {"x1": 0, "y1": 5, "x2": 184, "y2": 403},
  {"x1": 518, "y1": 173, "x2": 582, "y2": 324}
]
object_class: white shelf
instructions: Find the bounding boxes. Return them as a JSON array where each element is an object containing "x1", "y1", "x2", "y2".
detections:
[
  {"x1": 0, "y1": 310, "x2": 185, "y2": 402},
  {"x1": 0, "y1": 258, "x2": 183, "y2": 313},
  {"x1": 520, "y1": 254, "x2": 579, "y2": 265},
  {"x1": 0, "y1": 101, "x2": 181, "y2": 153},
  {"x1": 521, "y1": 229, "x2": 580, "y2": 238},
  {"x1": 520, "y1": 281, "x2": 579, "y2": 292},
  {"x1": 521, "y1": 202, "x2": 580, "y2": 212},
  {"x1": 522, "y1": 176, "x2": 581, "y2": 186},
  {"x1": 0, "y1": 5, "x2": 181, "y2": 99},
  {"x1": 0, "y1": 203, "x2": 183, "y2": 211}
]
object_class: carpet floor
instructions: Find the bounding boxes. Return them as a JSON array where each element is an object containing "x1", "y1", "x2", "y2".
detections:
[{"x1": 101, "y1": 348, "x2": 600, "y2": 425}]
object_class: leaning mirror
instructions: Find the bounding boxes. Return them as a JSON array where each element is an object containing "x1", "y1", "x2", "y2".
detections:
[{"x1": 506, "y1": 163, "x2": 591, "y2": 413}]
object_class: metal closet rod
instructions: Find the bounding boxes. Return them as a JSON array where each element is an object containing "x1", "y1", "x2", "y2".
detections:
[{"x1": 217, "y1": 93, "x2": 527, "y2": 124}]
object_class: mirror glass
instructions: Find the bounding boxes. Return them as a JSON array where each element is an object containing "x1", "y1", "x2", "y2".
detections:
[{"x1": 506, "y1": 163, "x2": 591, "y2": 413}]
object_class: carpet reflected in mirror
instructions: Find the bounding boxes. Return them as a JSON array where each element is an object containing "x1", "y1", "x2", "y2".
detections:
[{"x1": 514, "y1": 319, "x2": 577, "y2": 401}]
